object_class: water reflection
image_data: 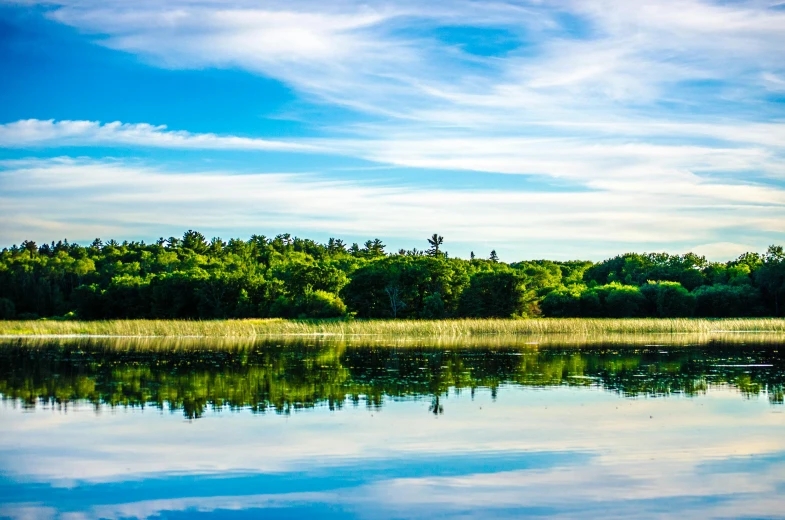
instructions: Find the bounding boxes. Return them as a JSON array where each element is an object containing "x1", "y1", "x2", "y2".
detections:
[
  {"x1": 0, "y1": 337, "x2": 783, "y2": 418},
  {"x1": 0, "y1": 336, "x2": 784, "y2": 519}
]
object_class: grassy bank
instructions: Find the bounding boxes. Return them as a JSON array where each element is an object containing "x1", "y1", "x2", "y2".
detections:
[
  {"x1": 2, "y1": 317, "x2": 785, "y2": 338},
  {"x1": 6, "y1": 331, "x2": 785, "y2": 350}
]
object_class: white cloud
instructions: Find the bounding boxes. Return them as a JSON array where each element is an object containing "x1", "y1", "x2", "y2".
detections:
[
  {"x1": 25, "y1": 0, "x2": 785, "y2": 119},
  {"x1": 1, "y1": 157, "x2": 784, "y2": 259},
  {"x1": 0, "y1": 119, "x2": 317, "y2": 152},
  {"x1": 688, "y1": 242, "x2": 761, "y2": 260},
  {"x1": 2, "y1": 1, "x2": 785, "y2": 255}
]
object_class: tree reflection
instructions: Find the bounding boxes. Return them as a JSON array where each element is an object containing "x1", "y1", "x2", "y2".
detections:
[
  {"x1": 0, "y1": 339, "x2": 783, "y2": 418},
  {"x1": 429, "y1": 395, "x2": 444, "y2": 415}
]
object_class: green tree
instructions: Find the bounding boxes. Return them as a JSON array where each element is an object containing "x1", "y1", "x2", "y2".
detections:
[
  {"x1": 458, "y1": 270, "x2": 526, "y2": 318},
  {"x1": 421, "y1": 292, "x2": 445, "y2": 319},
  {"x1": 182, "y1": 230, "x2": 209, "y2": 254},
  {"x1": 427, "y1": 234, "x2": 444, "y2": 257},
  {"x1": 757, "y1": 246, "x2": 785, "y2": 316},
  {"x1": 641, "y1": 281, "x2": 696, "y2": 317}
]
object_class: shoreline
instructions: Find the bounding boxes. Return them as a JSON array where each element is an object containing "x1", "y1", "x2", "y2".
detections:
[{"x1": 2, "y1": 318, "x2": 785, "y2": 339}]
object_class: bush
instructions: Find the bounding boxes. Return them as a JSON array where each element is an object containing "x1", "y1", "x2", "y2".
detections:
[
  {"x1": 271, "y1": 291, "x2": 347, "y2": 319},
  {"x1": 298, "y1": 290, "x2": 347, "y2": 318}
]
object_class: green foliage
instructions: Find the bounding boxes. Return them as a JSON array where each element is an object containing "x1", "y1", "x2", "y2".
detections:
[
  {"x1": 541, "y1": 283, "x2": 645, "y2": 318},
  {"x1": 693, "y1": 284, "x2": 765, "y2": 317},
  {"x1": 757, "y1": 246, "x2": 785, "y2": 316},
  {"x1": 641, "y1": 281, "x2": 696, "y2": 318},
  {"x1": 585, "y1": 252, "x2": 708, "y2": 290},
  {"x1": 603, "y1": 284, "x2": 647, "y2": 318},
  {"x1": 0, "y1": 232, "x2": 783, "y2": 319},
  {"x1": 458, "y1": 270, "x2": 527, "y2": 318},
  {"x1": 271, "y1": 290, "x2": 347, "y2": 319},
  {"x1": 421, "y1": 292, "x2": 446, "y2": 319}
]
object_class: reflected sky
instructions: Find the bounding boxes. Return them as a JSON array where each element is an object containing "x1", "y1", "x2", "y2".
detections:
[{"x1": 1, "y1": 339, "x2": 784, "y2": 519}]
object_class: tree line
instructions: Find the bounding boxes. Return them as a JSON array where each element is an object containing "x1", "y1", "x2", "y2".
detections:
[{"x1": 1, "y1": 230, "x2": 784, "y2": 320}]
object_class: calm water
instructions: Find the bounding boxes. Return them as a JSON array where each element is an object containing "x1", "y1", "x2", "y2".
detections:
[{"x1": 1, "y1": 337, "x2": 784, "y2": 519}]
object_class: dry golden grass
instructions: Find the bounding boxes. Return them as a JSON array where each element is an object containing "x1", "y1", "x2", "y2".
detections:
[{"x1": 1, "y1": 317, "x2": 785, "y2": 339}]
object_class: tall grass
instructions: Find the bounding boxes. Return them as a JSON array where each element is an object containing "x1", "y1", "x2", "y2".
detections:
[
  {"x1": 5, "y1": 331, "x2": 785, "y2": 351},
  {"x1": 2, "y1": 318, "x2": 785, "y2": 338}
]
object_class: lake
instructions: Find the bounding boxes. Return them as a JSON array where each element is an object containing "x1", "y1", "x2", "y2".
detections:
[{"x1": 1, "y1": 336, "x2": 784, "y2": 519}]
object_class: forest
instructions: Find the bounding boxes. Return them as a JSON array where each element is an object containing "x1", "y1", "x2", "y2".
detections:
[{"x1": 1, "y1": 230, "x2": 784, "y2": 320}]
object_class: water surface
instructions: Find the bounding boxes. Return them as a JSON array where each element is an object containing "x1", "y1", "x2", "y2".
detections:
[{"x1": 1, "y1": 337, "x2": 784, "y2": 519}]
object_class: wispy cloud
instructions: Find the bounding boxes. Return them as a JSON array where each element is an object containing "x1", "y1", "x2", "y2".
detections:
[
  {"x1": 2, "y1": 1, "x2": 784, "y2": 255},
  {"x1": 33, "y1": 0, "x2": 785, "y2": 119},
  {"x1": 0, "y1": 119, "x2": 318, "y2": 152},
  {"x1": 1, "y1": 157, "x2": 783, "y2": 259}
]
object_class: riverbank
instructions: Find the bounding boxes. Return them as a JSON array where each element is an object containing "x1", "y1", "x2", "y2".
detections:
[{"x1": 2, "y1": 317, "x2": 785, "y2": 338}]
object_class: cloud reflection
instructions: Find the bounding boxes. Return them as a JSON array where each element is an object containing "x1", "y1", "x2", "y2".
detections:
[{"x1": 1, "y1": 386, "x2": 784, "y2": 518}]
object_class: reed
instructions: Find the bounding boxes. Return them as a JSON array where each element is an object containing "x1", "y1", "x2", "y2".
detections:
[
  {"x1": 5, "y1": 331, "x2": 785, "y2": 352},
  {"x1": 2, "y1": 317, "x2": 785, "y2": 338}
]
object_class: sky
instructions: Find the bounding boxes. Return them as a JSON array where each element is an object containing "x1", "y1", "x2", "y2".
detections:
[{"x1": 1, "y1": 0, "x2": 784, "y2": 261}]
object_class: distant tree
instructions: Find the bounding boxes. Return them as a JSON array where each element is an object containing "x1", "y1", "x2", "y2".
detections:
[
  {"x1": 362, "y1": 239, "x2": 386, "y2": 258},
  {"x1": 209, "y1": 237, "x2": 225, "y2": 255},
  {"x1": 182, "y1": 230, "x2": 209, "y2": 254},
  {"x1": 21, "y1": 240, "x2": 37, "y2": 259},
  {"x1": 470, "y1": 251, "x2": 475, "y2": 260},
  {"x1": 1, "y1": 230, "x2": 782, "y2": 321},
  {"x1": 327, "y1": 238, "x2": 346, "y2": 254},
  {"x1": 427, "y1": 234, "x2": 444, "y2": 257},
  {"x1": 489, "y1": 250, "x2": 499, "y2": 262}
]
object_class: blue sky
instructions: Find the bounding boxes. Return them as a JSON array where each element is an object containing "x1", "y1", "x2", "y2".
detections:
[{"x1": 1, "y1": 0, "x2": 784, "y2": 260}]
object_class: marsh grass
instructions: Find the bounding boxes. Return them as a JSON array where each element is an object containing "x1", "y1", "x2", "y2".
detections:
[
  {"x1": 1, "y1": 317, "x2": 785, "y2": 339},
  {"x1": 5, "y1": 331, "x2": 785, "y2": 352}
]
